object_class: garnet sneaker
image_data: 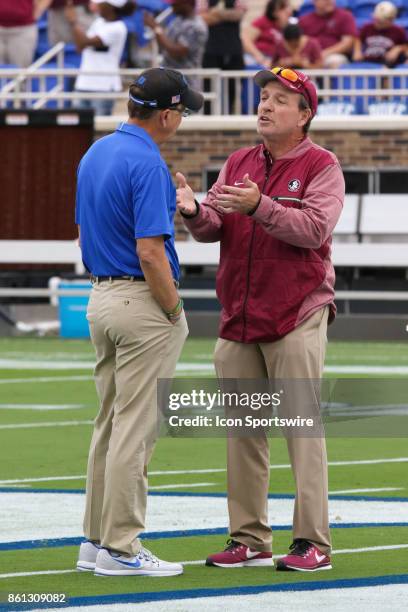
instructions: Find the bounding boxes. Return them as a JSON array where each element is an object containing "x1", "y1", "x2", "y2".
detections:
[
  {"x1": 206, "y1": 539, "x2": 273, "y2": 568},
  {"x1": 276, "y1": 539, "x2": 332, "y2": 572}
]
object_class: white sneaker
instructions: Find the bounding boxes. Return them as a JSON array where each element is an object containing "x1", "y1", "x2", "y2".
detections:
[
  {"x1": 94, "y1": 547, "x2": 183, "y2": 577},
  {"x1": 77, "y1": 540, "x2": 102, "y2": 571}
]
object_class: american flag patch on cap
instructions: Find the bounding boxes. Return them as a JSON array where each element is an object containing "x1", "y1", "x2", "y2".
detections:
[{"x1": 171, "y1": 95, "x2": 181, "y2": 104}]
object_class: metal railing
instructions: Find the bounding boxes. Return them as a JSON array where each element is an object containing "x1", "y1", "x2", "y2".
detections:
[
  {"x1": 0, "y1": 42, "x2": 66, "y2": 109},
  {"x1": 1, "y1": 55, "x2": 408, "y2": 115}
]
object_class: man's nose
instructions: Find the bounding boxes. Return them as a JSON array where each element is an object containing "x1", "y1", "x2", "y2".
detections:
[{"x1": 259, "y1": 101, "x2": 273, "y2": 112}]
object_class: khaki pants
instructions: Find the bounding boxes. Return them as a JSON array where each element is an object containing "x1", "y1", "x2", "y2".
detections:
[
  {"x1": 214, "y1": 307, "x2": 331, "y2": 555},
  {"x1": 83, "y1": 280, "x2": 188, "y2": 556},
  {"x1": 0, "y1": 24, "x2": 37, "y2": 68}
]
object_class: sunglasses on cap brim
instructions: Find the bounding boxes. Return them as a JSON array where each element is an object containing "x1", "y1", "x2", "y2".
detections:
[{"x1": 270, "y1": 66, "x2": 313, "y2": 113}]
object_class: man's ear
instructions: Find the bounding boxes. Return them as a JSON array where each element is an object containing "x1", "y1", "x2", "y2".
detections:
[
  {"x1": 159, "y1": 109, "x2": 170, "y2": 127},
  {"x1": 298, "y1": 107, "x2": 312, "y2": 128}
]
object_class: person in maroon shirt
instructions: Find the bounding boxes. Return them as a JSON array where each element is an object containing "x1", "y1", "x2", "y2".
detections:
[
  {"x1": 275, "y1": 22, "x2": 323, "y2": 69},
  {"x1": 300, "y1": 0, "x2": 358, "y2": 68},
  {"x1": 353, "y1": 1, "x2": 407, "y2": 66},
  {"x1": 241, "y1": 0, "x2": 293, "y2": 68},
  {"x1": 0, "y1": 0, "x2": 40, "y2": 67}
]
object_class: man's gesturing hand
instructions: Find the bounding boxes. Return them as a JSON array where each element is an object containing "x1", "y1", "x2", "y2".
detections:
[
  {"x1": 214, "y1": 174, "x2": 261, "y2": 215},
  {"x1": 176, "y1": 172, "x2": 197, "y2": 216}
]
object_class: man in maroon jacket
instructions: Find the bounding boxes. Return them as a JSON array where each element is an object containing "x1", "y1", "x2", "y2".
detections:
[{"x1": 176, "y1": 66, "x2": 344, "y2": 571}]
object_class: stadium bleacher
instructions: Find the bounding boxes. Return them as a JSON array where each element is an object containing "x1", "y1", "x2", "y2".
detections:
[{"x1": 1, "y1": 0, "x2": 407, "y2": 115}]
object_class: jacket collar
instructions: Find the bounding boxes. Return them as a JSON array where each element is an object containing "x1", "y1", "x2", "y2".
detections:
[{"x1": 259, "y1": 137, "x2": 313, "y2": 163}]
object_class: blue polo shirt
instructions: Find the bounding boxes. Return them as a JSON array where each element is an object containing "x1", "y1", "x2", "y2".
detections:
[{"x1": 75, "y1": 122, "x2": 180, "y2": 280}]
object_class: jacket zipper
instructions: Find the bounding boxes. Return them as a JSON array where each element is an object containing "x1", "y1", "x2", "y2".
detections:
[{"x1": 241, "y1": 154, "x2": 273, "y2": 342}]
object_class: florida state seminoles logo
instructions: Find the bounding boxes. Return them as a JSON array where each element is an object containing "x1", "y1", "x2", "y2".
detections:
[{"x1": 288, "y1": 178, "x2": 301, "y2": 192}]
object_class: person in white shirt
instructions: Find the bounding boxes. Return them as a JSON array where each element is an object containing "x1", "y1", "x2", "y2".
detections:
[{"x1": 65, "y1": 0, "x2": 136, "y2": 115}]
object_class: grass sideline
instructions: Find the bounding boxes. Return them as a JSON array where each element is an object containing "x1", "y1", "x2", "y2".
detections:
[
  {"x1": 1, "y1": 528, "x2": 408, "y2": 597},
  {"x1": 0, "y1": 338, "x2": 407, "y2": 606}
]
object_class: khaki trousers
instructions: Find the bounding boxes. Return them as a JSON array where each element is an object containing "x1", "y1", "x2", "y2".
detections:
[
  {"x1": 0, "y1": 24, "x2": 37, "y2": 68},
  {"x1": 214, "y1": 307, "x2": 331, "y2": 555},
  {"x1": 83, "y1": 280, "x2": 188, "y2": 556}
]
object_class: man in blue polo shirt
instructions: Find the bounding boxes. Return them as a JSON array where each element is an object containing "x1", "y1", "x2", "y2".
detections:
[{"x1": 75, "y1": 67, "x2": 203, "y2": 577}]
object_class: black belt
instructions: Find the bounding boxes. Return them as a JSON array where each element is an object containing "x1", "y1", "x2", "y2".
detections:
[{"x1": 90, "y1": 275, "x2": 145, "y2": 283}]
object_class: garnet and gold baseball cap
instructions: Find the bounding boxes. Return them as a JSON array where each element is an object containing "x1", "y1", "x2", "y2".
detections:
[
  {"x1": 129, "y1": 67, "x2": 204, "y2": 113},
  {"x1": 254, "y1": 67, "x2": 318, "y2": 117}
]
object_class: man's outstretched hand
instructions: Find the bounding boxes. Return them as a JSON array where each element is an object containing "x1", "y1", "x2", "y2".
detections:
[
  {"x1": 176, "y1": 172, "x2": 197, "y2": 216},
  {"x1": 214, "y1": 173, "x2": 261, "y2": 215}
]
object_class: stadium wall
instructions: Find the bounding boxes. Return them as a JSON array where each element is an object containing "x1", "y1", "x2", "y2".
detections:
[{"x1": 97, "y1": 116, "x2": 408, "y2": 194}]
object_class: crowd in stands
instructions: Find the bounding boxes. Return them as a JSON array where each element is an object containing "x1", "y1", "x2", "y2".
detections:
[
  {"x1": 0, "y1": 0, "x2": 408, "y2": 114},
  {"x1": 241, "y1": 0, "x2": 408, "y2": 68}
]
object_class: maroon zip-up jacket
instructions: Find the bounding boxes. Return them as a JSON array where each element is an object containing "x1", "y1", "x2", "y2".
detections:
[{"x1": 183, "y1": 137, "x2": 344, "y2": 343}]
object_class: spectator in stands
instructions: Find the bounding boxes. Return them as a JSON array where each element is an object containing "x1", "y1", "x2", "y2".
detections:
[
  {"x1": 275, "y1": 22, "x2": 323, "y2": 68},
  {"x1": 300, "y1": 0, "x2": 358, "y2": 68},
  {"x1": 0, "y1": 0, "x2": 41, "y2": 67},
  {"x1": 144, "y1": 0, "x2": 208, "y2": 87},
  {"x1": 241, "y1": 0, "x2": 293, "y2": 68},
  {"x1": 353, "y1": 1, "x2": 407, "y2": 67},
  {"x1": 36, "y1": 0, "x2": 95, "y2": 46},
  {"x1": 65, "y1": 0, "x2": 136, "y2": 115},
  {"x1": 198, "y1": 0, "x2": 246, "y2": 112}
]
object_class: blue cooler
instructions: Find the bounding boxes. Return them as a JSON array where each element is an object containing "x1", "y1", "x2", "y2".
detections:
[{"x1": 59, "y1": 281, "x2": 92, "y2": 338}]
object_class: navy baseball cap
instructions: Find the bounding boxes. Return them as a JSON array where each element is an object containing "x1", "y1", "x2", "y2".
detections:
[{"x1": 129, "y1": 67, "x2": 204, "y2": 113}]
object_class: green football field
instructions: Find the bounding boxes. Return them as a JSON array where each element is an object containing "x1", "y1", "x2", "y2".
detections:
[{"x1": 0, "y1": 337, "x2": 407, "y2": 610}]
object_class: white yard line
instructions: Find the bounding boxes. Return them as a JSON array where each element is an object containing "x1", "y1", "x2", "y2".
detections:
[
  {"x1": 0, "y1": 359, "x2": 95, "y2": 370},
  {"x1": 329, "y1": 487, "x2": 404, "y2": 494},
  {"x1": 149, "y1": 483, "x2": 216, "y2": 490},
  {"x1": 1, "y1": 457, "x2": 407, "y2": 484},
  {"x1": 0, "y1": 477, "x2": 214, "y2": 489},
  {"x1": 1, "y1": 358, "x2": 408, "y2": 375},
  {"x1": 325, "y1": 365, "x2": 408, "y2": 374},
  {"x1": 0, "y1": 475, "x2": 86, "y2": 485},
  {"x1": 182, "y1": 543, "x2": 408, "y2": 564},
  {"x1": 0, "y1": 404, "x2": 87, "y2": 411},
  {"x1": 149, "y1": 457, "x2": 408, "y2": 475},
  {"x1": 149, "y1": 468, "x2": 228, "y2": 476},
  {"x1": 0, "y1": 376, "x2": 93, "y2": 385},
  {"x1": 0, "y1": 421, "x2": 93, "y2": 430},
  {"x1": 1, "y1": 544, "x2": 407, "y2": 579},
  {"x1": 0, "y1": 569, "x2": 76, "y2": 579},
  {"x1": 332, "y1": 543, "x2": 408, "y2": 555},
  {"x1": 0, "y1": 360, "x2": 214, "y2": 371},
  {"x1": 325, "y1": 457, "x2": 408, "y2": 467}
]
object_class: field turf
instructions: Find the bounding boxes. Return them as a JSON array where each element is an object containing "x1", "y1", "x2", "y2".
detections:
[{"x1": 0, "y1": 338, "x2": 406, "y2": 609}]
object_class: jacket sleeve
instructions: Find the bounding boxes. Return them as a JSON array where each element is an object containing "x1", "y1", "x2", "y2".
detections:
[
  {"x1": 252, "y1": 162, "x2": 345, "y2": 249},
  {"x1": 182, "y1": 163, "x2": 227, "y2": 243}
]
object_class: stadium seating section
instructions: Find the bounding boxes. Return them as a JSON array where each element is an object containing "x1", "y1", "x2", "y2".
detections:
[{"x1": 1, "y1": 0, "x2": 407, "y2": 114}]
